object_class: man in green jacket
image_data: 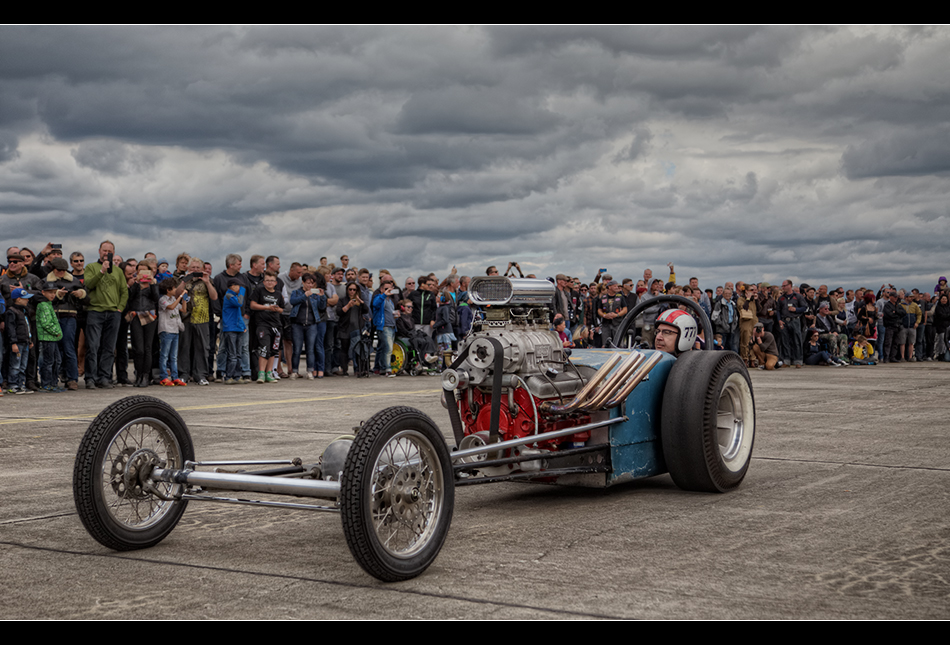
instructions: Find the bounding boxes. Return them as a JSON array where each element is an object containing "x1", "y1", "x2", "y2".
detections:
[{"x1": 83, "y1": 240, "x2": 128, "y2": 389}]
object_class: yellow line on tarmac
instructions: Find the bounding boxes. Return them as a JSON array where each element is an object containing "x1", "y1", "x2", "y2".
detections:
[{"x1": 0, "y1": 389, "x2": 439, "y2": 425}]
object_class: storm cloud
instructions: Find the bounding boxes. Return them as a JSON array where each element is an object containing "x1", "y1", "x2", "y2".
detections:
[{"x1": 1, "y1": 25, "x2": 948, "y2": 290}]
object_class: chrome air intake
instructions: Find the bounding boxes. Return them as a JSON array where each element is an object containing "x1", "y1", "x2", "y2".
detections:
[{"x1": 469, "y1": 277, "x2": 556, "y2": 307}]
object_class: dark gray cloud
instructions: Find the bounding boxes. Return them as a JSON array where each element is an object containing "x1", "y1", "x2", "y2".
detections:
[
  {"x1": 842, "y1": 127, "x2": 950, "y2": 178},
  {"x1": 0, "y1": 131, "x2": 17, "y2": 162},
  {"x1": 0, "y1": 25, "x2": 948, "y2": 291}
]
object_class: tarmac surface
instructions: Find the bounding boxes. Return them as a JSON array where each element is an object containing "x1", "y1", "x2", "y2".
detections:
[{"x1": 2, "y1": 363, "x2": 948, "y2": 619}]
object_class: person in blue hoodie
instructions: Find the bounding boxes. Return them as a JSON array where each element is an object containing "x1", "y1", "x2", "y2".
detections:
[
  {"x1": 372, "y1": 277, "x2": 397, "y2": 377},
  {"x1": 221, "y1": 278, "x2": 247, "y2": 384}
]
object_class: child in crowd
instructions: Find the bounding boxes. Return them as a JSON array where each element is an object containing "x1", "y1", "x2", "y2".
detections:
[
  {"x1": 158, "y1": 277, "x2": 188, "y2": 386},
  {"x1": 155, "y1": 258, "x2": 173, "y2": 283},
  {"x1": 221, "y1": 278, "x2": 247, "y2": 384},
  {"x1": 6, "y1": 288, "x2": 34, "y2": 394},
  {"x1": 250, "y1": 271, "x2": 284, "y2": 383},
  {"x1": 554, "y1": 314, "x2": 574, "y2": 348},
  {"x1": 36, "y1": 285, "x2": 64, "y2": 392},
  {"x1": 852, "y1": 334, "x2": 876, "y2": 365}
]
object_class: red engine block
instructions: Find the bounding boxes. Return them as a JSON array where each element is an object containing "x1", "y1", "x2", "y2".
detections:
[{"x1": 458, "y1": 387, "x2": 591, "y2": 449}]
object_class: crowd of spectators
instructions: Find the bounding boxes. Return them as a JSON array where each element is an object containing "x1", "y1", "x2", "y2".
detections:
[{"x1": 2, "y1": 242, "x2": 948, "y2": 395}]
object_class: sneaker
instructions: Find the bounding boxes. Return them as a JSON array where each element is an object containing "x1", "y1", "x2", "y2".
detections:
[
  {"x1": 198, "y1": 378, "x2": 210, "y2": 386},
  {"x1": 264, "y1": 373, "x2": 278, "y2": 383},
  {"x1": 290, "y1": 372, "x2": 300, "y2": 379},
  {"x1": 16, "y1": 388, "x2": 33, "y2": 395},
  {"x1": 160, "y1": 378, "x2": 174, "y2": 387},
  {"x1": 173, "y1": 379, "x2": 187, "y2": 387},
  {"x1": 387, "y1": 372, "x2": 396, "y2": 378},
  {"x1": 224, "y1": 378, "x2": 236, "y2": 385},
  {"x1": 271, "y1": 369, "x2": 281, "y2": 380},
  {"x1": 85, "y1": 380, "x2": 97, "y2": 390},
  {"x1": 256, "y1": 374, "x2": 266, "y2": 384},
  {"x1": 308, "y1": 372, "x2": 315, "y2": 380},
  {"x1": 66, "y1": 380, "x2": 78, "y2": 391}
]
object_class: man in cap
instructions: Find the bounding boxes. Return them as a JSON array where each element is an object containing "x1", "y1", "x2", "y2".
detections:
[{"x1": 597, "y1": 280, "x2": 628, "y2": 346}]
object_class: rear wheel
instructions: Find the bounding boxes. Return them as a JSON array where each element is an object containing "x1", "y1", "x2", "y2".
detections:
[
  {"x1": 73, "y1": 396, "x2": 193, "y2": 550},
  {"x1": 660, "y1": 351, "x2": 755, "y2": 492},
  {"x1": 340, "y1": 406, "x2": 454, "y2": 581}
]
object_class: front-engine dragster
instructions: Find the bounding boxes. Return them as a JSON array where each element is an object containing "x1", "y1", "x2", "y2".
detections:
[{"x1": 74, "y1": 277, "x2": 754, "y2": 582}]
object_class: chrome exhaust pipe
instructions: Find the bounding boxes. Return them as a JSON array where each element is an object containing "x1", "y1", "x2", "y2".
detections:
[
  {"x1": 539, "y1": 352, "x2": 622, "y2": 415},
  {"x1": 581, "y1": 351, "x2": 646, "y2": 411},
  {"x1": 603, "y1": 351, "x2": 663, "y2": 408}
]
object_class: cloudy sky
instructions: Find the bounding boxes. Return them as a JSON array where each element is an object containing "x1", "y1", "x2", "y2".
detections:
[{"x1": 1, "y1": 26, "x2": 948, "y2": 291}]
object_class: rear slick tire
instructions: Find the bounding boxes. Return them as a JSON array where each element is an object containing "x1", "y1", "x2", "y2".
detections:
[
  {"x1": 660, "y1": 351, "x2": 755, "y2": 493},
  {"x1": 340, "y1": 406, "x2": 454, "y2": 582}
]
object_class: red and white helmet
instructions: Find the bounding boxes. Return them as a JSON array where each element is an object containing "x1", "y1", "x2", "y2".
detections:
[{"x1": 655, "y1": 309, "x2": 698, "y2": 353}]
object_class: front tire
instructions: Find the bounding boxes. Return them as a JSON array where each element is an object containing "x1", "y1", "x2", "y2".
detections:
[
  {"x1": 73, "y1": 396, "x2": 194, "y2": 550},
  {"x1": 340, "y1": 406, "x2": 454, "y2": 581},
  {"x1": 661, "y1": 351, "x2": 755, "y2": 492}
]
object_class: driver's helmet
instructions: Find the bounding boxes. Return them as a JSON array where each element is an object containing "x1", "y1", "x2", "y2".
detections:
[{"x1": 655, "y1": 309, "x2": 698, "y2": 353}]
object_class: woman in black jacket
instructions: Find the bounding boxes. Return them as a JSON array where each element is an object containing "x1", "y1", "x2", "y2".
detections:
[
  {"x1": 335, "y1": 281, "x2": 368, "y2": 376},
  {"x1": 126, "y1": 264, "x2": 161, "y2": 387}
]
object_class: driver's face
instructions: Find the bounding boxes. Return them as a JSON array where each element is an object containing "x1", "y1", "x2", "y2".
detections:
[{"x1": 654, "y1": 324, "x2": 678, "y2": 354}]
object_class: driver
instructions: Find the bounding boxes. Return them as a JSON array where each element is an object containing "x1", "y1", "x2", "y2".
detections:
[{"x1": 653, "y1": 309, "x2": 699, "y2": 356}]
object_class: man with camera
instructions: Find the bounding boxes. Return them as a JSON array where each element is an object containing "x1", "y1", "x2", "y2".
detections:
[{"x1": 83, "y1": 240, "x2": 128, "y2": 389}]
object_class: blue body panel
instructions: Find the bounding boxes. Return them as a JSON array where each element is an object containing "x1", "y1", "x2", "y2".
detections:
[{"x1": 568, "y1": 348, "x2": 676, "y2": 486}]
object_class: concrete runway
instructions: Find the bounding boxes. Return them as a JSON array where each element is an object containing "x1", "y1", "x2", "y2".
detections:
[{"x1": 2, "y1": 363, "x2": 948, "y2": 619}]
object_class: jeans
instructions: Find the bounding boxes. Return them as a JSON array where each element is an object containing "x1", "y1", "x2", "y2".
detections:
[
  {"x1": 349, "y1": 329, "x2": 363, "y2": 371},
  {"x1": 216, "y1": 320, "x2": 249, "y2": 377},
  {"x1": 58, "y1": 317, "x2": 79, "y2": 383},
  {"x1": 223, "y1": 331, "x2": 243, "y2": 379},
  {"x1": 85, "y1": 310, "x2": 121, "y2": 385},
  {"x1": 8, "y1": 345, "x2": 29, "y2": 390},
  {"x1": 324, "y1": 320, "x2": 337, "y2": 373},
  {"x1": 785, "y1": 317, "x2": 804, "y2": 365},
  {"x1": 292, "y1": 322, "x2": 326, "y2": 374},
  {"x1": 377, "y1": 326, "x2": 394, "y2": 373},
  {"x1": 158, "y1": 332, "x2": 180, "y2": 381},
  {"x1": 40, "y1": 341, "x2": 62, "y2": 388}
]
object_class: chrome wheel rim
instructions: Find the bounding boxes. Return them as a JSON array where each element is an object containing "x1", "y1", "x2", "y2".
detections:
[
  {"x1": 716, "y1": 374, "x2": 753, "y2": 472},
  {"x1": 101, "y1": 417, "x2": 183, "y2": 530},
  {"x1": 370, "y1": 430, "x2": 444, "y2": 558}
]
